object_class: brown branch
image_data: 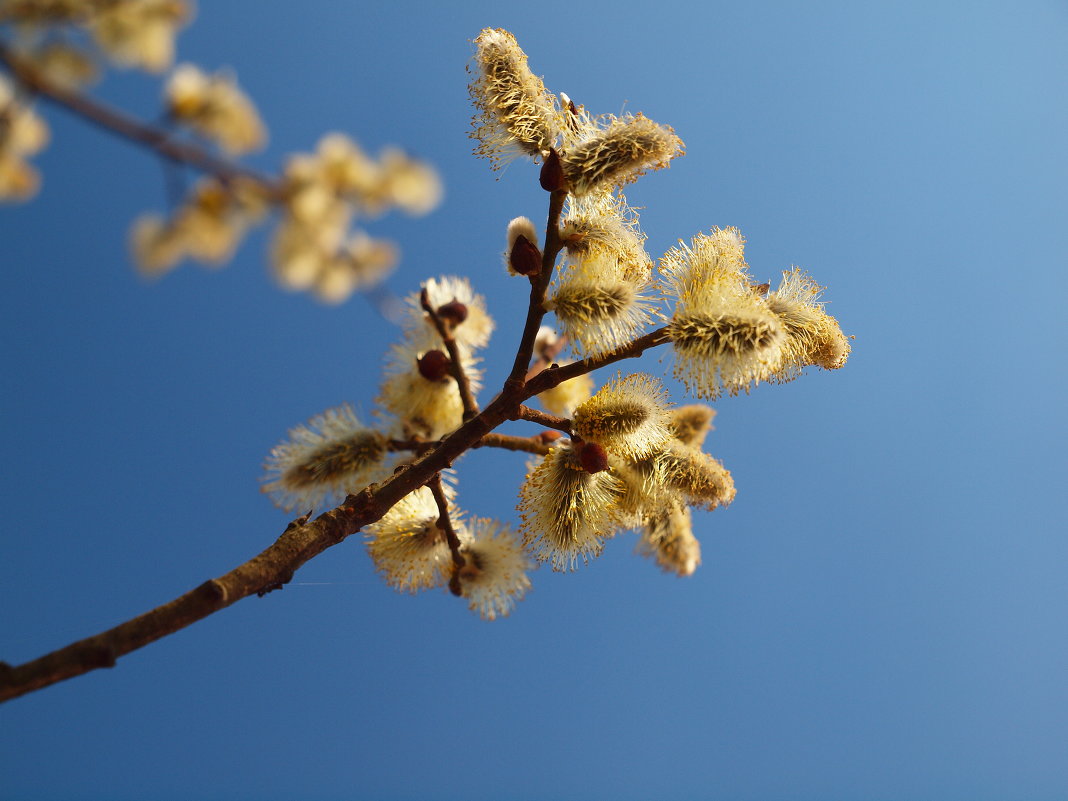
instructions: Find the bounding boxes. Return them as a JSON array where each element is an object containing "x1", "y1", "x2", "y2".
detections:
[
  {"x1": 419, "y1": 287, "x2": 479, "y2": 421},
  {"x1": 387, "y1": 438, "x2": 437, "y2": 454},
  {"x1": 524, "y1": 326, "x2": 673, "y2": 395},
  {"x1": 524, "y1": 332, "x2": 568, "y2": 382},
  {"x1": 513, "y1": 404, "x2": 571, "y2": 435},
  {"x1": 426, "y1": 473, "x2": 464, "y2": 572},
  {"x1": 0, "y1": 43, "x2": 283, "y2": 197},
  {"x1": 474, "y1": 432, "x2": 553, "y2": 456},
  {"x1": 504, "y1": 188, "x2": 568, "y2": 390}
]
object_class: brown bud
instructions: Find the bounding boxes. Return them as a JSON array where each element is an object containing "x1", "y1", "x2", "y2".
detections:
[
  {"x1": 750, "y1": 282, "x2": 771, "y2": 297},
  {"x1": 436, "y1": 299, "x2": 469, "y2": 325},
  {"x1": 537, "y1": 430, "x2": 564, "y2": 445},
  {"x1": 510, "y1": 235, "x2": 542, "y2": 276},
  {"x1": 576, "y1": 440, "x2": 609, "y2": 474},
  {"x1": 539, "y1": 148, "x2": 566, "y2": 192},
  {"x1": 448, "y1": 572, "x2": 463, "y2": 597},
  {"x1": 417, "y1": 350, "x2": 451, "y2": 382}
]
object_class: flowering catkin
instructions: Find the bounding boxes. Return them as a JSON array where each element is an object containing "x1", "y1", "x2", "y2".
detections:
[
  {"x1": 519, "y1": 442, "x2": 624, "y2": 571},
  {"x1": 637, "y1": 503, "x2": 701, "y2": 577},
  {"x1": 571, "y1": 373, "x2": 672, "y2": 460},
  {"x1": 560, "y1": 113, "x2": 684, "y2": 196},
  {"x1": 469, "y1": 28, "x2": 559, "y2": 168},
  {"x1": 365, "y1": 486, "x2": 457, "y2": 593},
  {"x1": 262, "y1": 404, "x2": 388, "y2": 512},
  {"x1": 456, "y1": 519, "x2": 534, "y2": 620},
  {"x1": 765, "y1": 268, "x2": 850, "y2": 382}
]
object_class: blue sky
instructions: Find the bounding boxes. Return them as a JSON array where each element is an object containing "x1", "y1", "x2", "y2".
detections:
[{"x1": 2, "y1": 1, "x2": 1067, "y2": 799}]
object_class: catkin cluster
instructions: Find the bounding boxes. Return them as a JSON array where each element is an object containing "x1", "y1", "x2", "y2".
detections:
[{"x1": 253, "y1": 28, "x2": 850, "y2": 619}]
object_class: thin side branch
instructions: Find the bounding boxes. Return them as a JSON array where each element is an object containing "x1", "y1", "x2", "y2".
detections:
[
  {"x1": 474, "y1": 432, "x2": 553, "y2": 455},
  {"x1": 505, "y1": 188, "x2": 568, "y2": 389},
  {"x1": 0, "y1": 43, "x2": 282, "y2": 196},
  {"x1": 525, "y1": 326, "x2": 672, "y2": 395},
  {"x1": 513, "y1": 405, "x2": 571, "y2": 435},
  {"x1": 524, "y1": 332, "x2": 568, "y2": 382},
  {"x1": 426, "y1": 473, "x2": 464, "y2": 571},
  {"x1": 419, "y1": 288, "x2": 480, "y2": 420}
]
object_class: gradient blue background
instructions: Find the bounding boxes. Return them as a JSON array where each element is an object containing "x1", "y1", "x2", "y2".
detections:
[{"x1": 2, "y1": 1, "x2": 1066, "y2": 799}]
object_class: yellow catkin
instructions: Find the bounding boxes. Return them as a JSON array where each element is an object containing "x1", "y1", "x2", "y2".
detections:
[
  {"x1": 469, "y1": 28, "x2": 559, "y2": 168},
  {"x1": 668, "y1": 405, "x2": 716, "y2": 448},
  {"x1": 571, "y1": 373, "x2": 672, "y2": 460},
  {"x1": 637, "y1": 504, "x2": 701, "y2": 577},
  {"x1": 766, "y1": 268, "x2": 850, "y2": 382},
  {"x1": 518, "y1": 443, "x2": 624, "y2": 571},
  {"x1": 559, "y1": 113, "x2": 683, "y2": 196}
]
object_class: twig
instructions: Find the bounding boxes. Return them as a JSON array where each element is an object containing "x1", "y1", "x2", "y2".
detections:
[
  {"x1": 504, "y1": 188, "x2": 568, "y2": 390},
  {"x1": 524, "y1": 326, "x2": 673, "y2": 395},
  {"x1": 426, "y1": 473, "x2": 464, "y2": 570},
  {"x1": 419, "y1": 287, "x2": 480, "y2": 420},
  {"x1": 474, "y1": 432, "x2": 553, "y2": 456},
  {"x1": 513, "y1": 405, "x2": 571, "y2": 435},
  {"x1": 524, "y1": 332, "x2": 568, "y2": 382}
]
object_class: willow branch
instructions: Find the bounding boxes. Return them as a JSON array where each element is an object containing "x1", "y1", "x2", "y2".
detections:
[
  {"x1": 426, "y1": 473, "x2": 464, "y2": 575},
  {"x1": 474, "y1": 432, "x2": 552, "y2": 456},
  {"x1": 513, "y1": 405, "x2": 571, "y2": 435},
  {"x1": 419, "y1": 288, "x2": 479, "y2": 421},
  {"x1": 524, "y1": 332, "x2": 568, "y2": 382},
  {"x1": 504, "y1": 187, "x2": 567, "y2": 389},
  {"x1": 0, "y1": 43, "x2": 283, "y2": 196},
  {"x1": 0, "y1": 149, "x2": 673, "y2": 704},
  {"x1": 524, "y1": 325, "x2": 673, "y2": 395}
]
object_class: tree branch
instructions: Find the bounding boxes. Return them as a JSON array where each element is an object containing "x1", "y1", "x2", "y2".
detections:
[
  {"x1": 504, "y1": 187, "x2": 567, "y2": 389},
  {"x1": 426, "y1": 473, "x2": 464, "y2": 570},
  {"x1": 474, "y1": 432, "x2": 553, "y2": 455},
  {"x1": 419, "y1": 287, "x2": 480, "y2": 421},
  {"x1": 513, "y1": 404, "x2": 571, "y2": 435}
]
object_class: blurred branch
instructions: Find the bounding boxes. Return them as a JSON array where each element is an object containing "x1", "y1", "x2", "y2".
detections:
[{"x1": 0, "y1": 42, "x2": 282, "y2": 196}]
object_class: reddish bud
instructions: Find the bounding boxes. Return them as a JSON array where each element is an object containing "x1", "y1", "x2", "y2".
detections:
[
  {"x1": 576, "y1": 441, "x2": 609, "y2": 474},
  {"x1": 749, "y1": 282, "x2": 771, "y2": 297},
  {"x1": 437, "y1": 299, "x2": 469, "y2": 325},
  {"x1": 417, "y1": 350, "x2": 451, "y2": 382},
  {"x1": 537, "y1": 430, "x2": 564, "y2": 445},
  {"x1": 510, "y1": 235, "x2": 542, "y2": 277},
  {"x1": 539, "y1": 148, "x2": 566, "y2": 192}
]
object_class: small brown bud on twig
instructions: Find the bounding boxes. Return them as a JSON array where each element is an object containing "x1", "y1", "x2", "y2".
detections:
[
  {"x1": 537, "y1": 430, "x2": 564, "y2": 445},
  {"x1": 436, "y1": 299, "x2": 469, "y2": 325},
  {"x1": 539, "y1": 148, "x2": 565, "y2": 192},
  {"x1": 509, "y1": 234, "x2": 542, "y2": 276},
  {"x1": 417, "y1": 349, "x2": 452, "y2": 382},
  {"x1": 576, "y1": 440, "x2": 609, "y2": 474}
]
